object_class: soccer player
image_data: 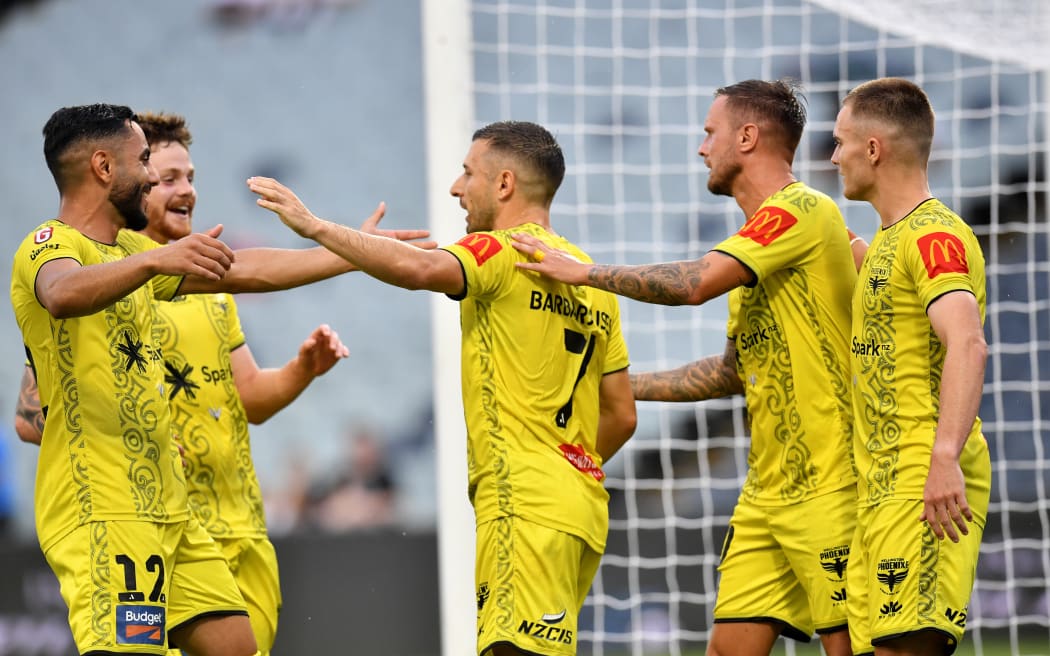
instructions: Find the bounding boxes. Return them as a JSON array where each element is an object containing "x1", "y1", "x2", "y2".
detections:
[
  {"x1": 512, "y1": 80, "x2": 858, "y2": 656},
  {"x1": 12, "y1": 110, "x2": 391, "y2": 654},
  {"x1": 831, "y1": 78, "x2": 990, "y2": 656},
  {"x1": 247, "y1": 120, "x2": 638, "y2": 656},
  {"x1": 9, "y1": 103, "x2": 424, "y2": 656}
]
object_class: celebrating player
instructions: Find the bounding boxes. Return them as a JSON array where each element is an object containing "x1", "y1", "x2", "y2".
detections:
[
  {"x1": 10, "y1": 103, "x2": 427, "y2": 656},
  {"x1": 248, "y1": 120, "x2": 638, "y2": 656},
  {"x1": 512, "y1": 79, "x2": 859, "y2": 656}
]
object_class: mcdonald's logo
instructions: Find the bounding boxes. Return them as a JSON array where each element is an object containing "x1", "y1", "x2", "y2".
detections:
[
  {"x1": 455, "y1": 233, "x2": 503, "y2": 266},
  {"x1": 737, "y1": 206, "x2": 798, "y2": 246},
  {"x1": 917, "y1": 231, "x2": 968, "y2": 279}
]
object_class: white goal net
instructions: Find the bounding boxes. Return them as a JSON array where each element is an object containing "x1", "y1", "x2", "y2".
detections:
[{"x1": 424, "y1": 1, "x2": 1050, "y2": 654}]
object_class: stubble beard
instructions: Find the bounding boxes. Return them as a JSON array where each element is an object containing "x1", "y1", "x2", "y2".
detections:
[{"x1": 110, "y1": 181, "x2": 151, "y2": 232}]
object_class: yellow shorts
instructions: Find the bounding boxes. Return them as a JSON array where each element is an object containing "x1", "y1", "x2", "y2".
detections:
[
  {"x1": 475, "y1": 517, "x2": 600, "y2": 656},
  {"x1": 46, "y1": 517, "x2": 247, "y2": 655},
  {"x1": 714, "y1": 487, "x2": 857, "y2": 640},
  {"x1": 217, "y1": 536, "x2": 282, "y2": 654},
  {"x1": 847, "y1": 499, "x2": 985, "y2": 655}
]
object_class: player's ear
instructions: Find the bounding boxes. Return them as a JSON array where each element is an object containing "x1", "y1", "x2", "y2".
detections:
[
  {"x1": 497, "y1": 169, "x2": 515, "y2": 200},
  {"x1": 739, "y1": 123, "x2": 759, "y2": 153},
  {"x1": 866, "y1": 137, "x2": 881, "y2": 165},
  {"x1": 90, "y1": 149, "x2": 113, "y2": 184}
]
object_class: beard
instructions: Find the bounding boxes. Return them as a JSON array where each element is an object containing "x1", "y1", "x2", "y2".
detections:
[
  {"x1": 465, "y1": 204, "x2": 496, "y2": 234},
  {"x1": 706, "y1": 159, "x2": 742, "y2": 198},
  {"x1": 110, "y1": 179, "x2": 150, "y2": 231}
]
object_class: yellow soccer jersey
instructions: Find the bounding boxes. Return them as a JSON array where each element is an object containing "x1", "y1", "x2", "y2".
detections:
[
  {"x1": 153, "y1": 293, "x2": 267, "y2": 538},
  {"x1": 9, "y1": 222, "x2": 188, "y2": 551},
  {"x1": 443, "y1": 222, "x2": 630, "y2": 553},
  {"x1": 851, "y1": 198, "x2": 991, "y2": 506},
  {"x1": 715, "y1": 182, "x2": 857, "y2": 506}
]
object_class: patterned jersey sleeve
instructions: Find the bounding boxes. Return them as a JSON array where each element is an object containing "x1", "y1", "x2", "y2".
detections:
[
  {"x1": 903, "y1": 222, "x2": 983, "y2": 311},
  {"x1": 601, "y1": 294, "x2": 630, "y2": 374},
  {"x1": 442, "y1": 232, "x2": 517, "y2": 301},
  {"x1": 713, "y1": 200, "x2": 817, "y2": 283}
]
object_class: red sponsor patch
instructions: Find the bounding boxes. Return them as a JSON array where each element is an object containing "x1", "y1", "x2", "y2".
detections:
[
  {"x1": 917, "y1": 232, "x2": 968, "y2": 279},
  {"x1": 559, "y1": 444, "x2": 605, "y2": 482},
  {"x1": 34, "y1": 227, "x2": 53, "y2": 244},
  {"x1": 737, "y1": 206, "x2": 798, "y2": 246},
  {"x1": 455, "y1": 233, "x2": 503, "y2": 266}
]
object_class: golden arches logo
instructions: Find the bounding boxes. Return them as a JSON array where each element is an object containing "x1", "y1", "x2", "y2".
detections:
[
  {"x1": 455, "y1": 233, "x2": 503, "y2": 266},
  {"x1": 738, "y1": 206, "x2": 798, "y2": 246},
  {"x1": 917, "y1": 232, "x2": 968, "y2": 279}
]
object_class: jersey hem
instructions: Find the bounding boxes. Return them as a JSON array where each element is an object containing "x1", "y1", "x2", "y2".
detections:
[
  {"x1": 38, "y1": 512, "x2": 192, "y2": 553},
  {"x1": 738, "y1": 480, "x2": 857, "y2": 508},
  {"x1": 476, "y1": 512, "x2": 606, "y2": 554}
]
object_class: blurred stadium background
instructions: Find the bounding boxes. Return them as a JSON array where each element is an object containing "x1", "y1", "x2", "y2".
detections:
[{"x1": 0, "y1": 0, "x2": 1047, "y2": 654}]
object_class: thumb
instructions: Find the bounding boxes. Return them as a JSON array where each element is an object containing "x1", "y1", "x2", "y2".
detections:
[{"x1": 204, "y1": 224, "x2": 224, "y2": 238}]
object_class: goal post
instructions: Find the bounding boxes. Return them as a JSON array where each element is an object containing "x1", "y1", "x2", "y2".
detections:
[
  {"x1": 421, "y1": 1, "x2": 476, "y2": 655},
  {"x1": 424, "y1": 2, "x2": 1050, "y2": 655}
]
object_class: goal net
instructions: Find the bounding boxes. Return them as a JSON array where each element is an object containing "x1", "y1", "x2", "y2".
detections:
[{"x1": 424, "y1": 1, "x2": 1050, "y2": 654}]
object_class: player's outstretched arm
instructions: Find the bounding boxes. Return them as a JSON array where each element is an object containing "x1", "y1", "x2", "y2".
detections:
[
  {"x1": 180, "y1": 203, "x2": 437, "y2": 295},
  {"x1": 596, "y1": 368, "x2": 638, "y2": 463},
  {"x1": 511, "y1": 233, "x2": 753, "y2": 306},
  {"x1": 247, "y1": 176, "x2": 463, "y2": 295},
  {"x1": 920, "y1": 290, "x2": 987, "y2": 542},
  {"x1": 35, "y1": 226, "x2": 233, "y2": 318},
  {"x1": 631, "y1": 339, "x2": 743, "y2": 402},
  {"x1": 232, "y1": 324, "x2": 349, "y2": 425},
  {"x1": 14, "y1": 365, "x2": 43, "y2": 445}
]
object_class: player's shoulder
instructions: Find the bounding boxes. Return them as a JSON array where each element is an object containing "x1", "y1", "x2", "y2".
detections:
[
  {"x1": 903, "y1": 198, "x2": 977, "y2": 238},
  {"x1": 767, "y1": 181, "x2": 839, "y2": 210},
  {"x1": 116, "y1": 228, "x2": 160, "y2": 253},
  {"x1": 12, "y1": 219, "x2": 78, "y2": 270},
  {"x1": 15, "y1": 219, "x2": 66, "y2": 248}
]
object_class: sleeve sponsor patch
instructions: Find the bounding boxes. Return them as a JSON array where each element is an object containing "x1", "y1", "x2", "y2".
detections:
[
  {"x1": 34, "y1": 227, "x2": 53, "y2": 244},
  {"x1": 455, "y1": 233, "x2": 503, "y2": 266},
  {"x1": 737, "y1": 205, "x2": 798, "y2": 246},
  {"x1": 917, "y1": 231, "x2": 968, "y2": 278}
]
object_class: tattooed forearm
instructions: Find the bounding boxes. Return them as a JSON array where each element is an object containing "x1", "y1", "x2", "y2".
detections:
[
  {"x1": 630, "y1": 354, "x2": 743, "y2": 402},
  {"x1": 16, "y1": 366, "x2": 45, "y2": 441},
  {"x1": 588, "y1": 260, "x2": 709, "y2": 306}
]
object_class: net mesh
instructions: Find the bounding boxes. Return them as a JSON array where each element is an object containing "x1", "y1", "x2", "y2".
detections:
[{"x1": 463, "y1": 1, "x2": 1049, "y2": 653}]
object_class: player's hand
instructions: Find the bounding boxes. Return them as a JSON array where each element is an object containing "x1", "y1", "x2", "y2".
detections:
[
  {"x1": 154, "y1": 225, "x2": 234, "y2": 280},
  {"x1": 510, "y1": 233, "x2": 590, "y2": 285},
  {"x1": 359, "y1": 202, "x2": 437, "y2": 250},
  {"x1": 297, "y1": 324, "x2": 349, "y2": 377},
  {"x1": 248, "y1": 176, "x2": 322, "y2": 239},
  {"x1": 920, "y1": 450, "x2": 973, "y2": 542}
]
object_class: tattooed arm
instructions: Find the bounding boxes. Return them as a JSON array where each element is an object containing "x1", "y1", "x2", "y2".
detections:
[
  {"x1": 15, "y1": 365, "x2": 43, "y2": 445},
  {"x1": 630, "y1": 339, "x2": 743, "y2": 402},
  {"x1": 512, "y1": 234, "x2": 753, "y2": 306}
]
